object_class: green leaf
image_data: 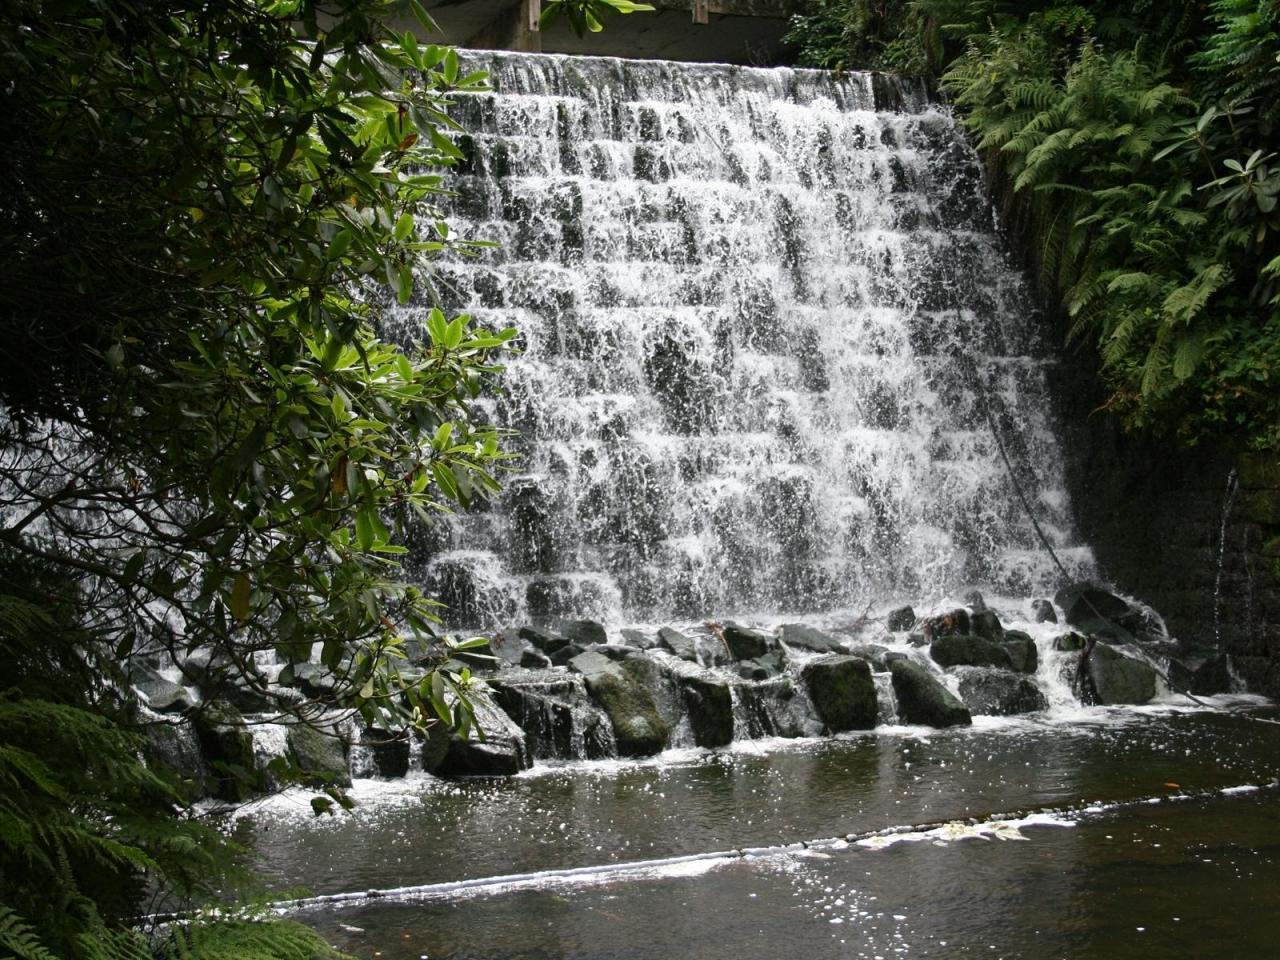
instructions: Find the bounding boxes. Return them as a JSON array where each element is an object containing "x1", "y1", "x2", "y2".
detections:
[{"x1": 230, "y1": 573, "x2": 252, "y2": 621}]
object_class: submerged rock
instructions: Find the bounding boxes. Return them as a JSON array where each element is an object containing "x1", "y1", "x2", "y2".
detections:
[
  {"x1": 801, "y1": 655, "x2": 878, "y2": 732},
  {"x1": 1002, "y1": 631, "x2": 1038, "y2": 674},
  {"x1": 957, "y1": 670, "x2": 1048, "y2": 716},
  {"x1": 779, "y1": 623, "x2": 844, "y2": 653},
  {"x1": 889, "y1": 660, "x2": 971, "y2": 727},
  {"x1": 929, "y1": 634, "x2": 1014, "y2": 670},
  {"x1": 1085, "y1": 643, "x2": 1157, "y2": 705},
  {"x1": 680, "y1": 676, "x2": 734, "y2": 748}
]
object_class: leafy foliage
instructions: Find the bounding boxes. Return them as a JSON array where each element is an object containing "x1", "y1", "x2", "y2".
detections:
[
  {"x1": 785, "y1": 0, "x2": 1280, "y2": 447},
  {"x1": 0, "y1": 1, "x2": 515, "y2": 740},
  {"x1": 0, "y1": 0, "x2": 525, "y2": 955},
  {"x1": 540, "y1": 0, "x2": 655, "y2": 37}
]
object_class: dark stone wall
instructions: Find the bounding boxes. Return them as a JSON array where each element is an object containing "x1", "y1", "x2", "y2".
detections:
[{"x1": 1049, "y1": 356, "x2": 1280, "y2": 696}]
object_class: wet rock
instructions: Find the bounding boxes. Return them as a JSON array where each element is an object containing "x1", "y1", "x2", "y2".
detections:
[
  {"x1": 287, "y1": 722, "x2": 351, "y2": 788},
  {"x1": 889, "y1": 660, "x2": 972, "y2": 727},
  {"x1": 1085, "y1": 643, "x2": 1157, "y2": 705},
  {"x1": 145, "y1": 718, "x2": 206, "y2": 782},
  {"x1": 1002, "y1": 631, "x2": 1038, "y2": 674},
  {"x1": 846, "y1": 643, "x2": 892, "y2": 671},
  {"x1": 737, "y1": 650, "x2": 787, "y2": 680},
  {"x1": 438, "y1": 688, "x2": 530, "y2": 776},
  {"x1": 490, "y1": 630, "x2": 532, "y2": 668},
  {"x1": 583, "y1": 663, "x2": 670, "y2": 757},
  {"x1": 568, "y1": 649, "x2": 625, "y2": 681},
  {"x1": 521, "y1": 647, "x2": 553, "y2": 669},
  {"x1": 929, "y1": 634, "x2": 1015, "y2": 670},
  {"x1": 287, "y1": 662, "x2": 339, "y2": 702},
  {"x1": 801, "y1": 655, "x2": 878, "y2": 732},
  {"x1": 720, "y1": 621, "x2": 778, "y2": 660},
  {"x1": 963, "y1": 590, "x2": 987, "y2": 612},
  {"x1": 1169, "y1": 651, "x2": 1234, "y2": 696},
  {"x1": 906, "y1": 632, "x2": 928, "y2": 647},
  {"x1": 1032, "y1": 599, "x2": 1058, "y2": 624},
  {"x1": 548, "y1": 643, "x2": 587, "y2": 666},
  {"x1": 590, "y1": 643, "x2": 644, "y2": 662},
  {"x1": 134, "y1": 669, "x2": 196, "y2": 714},
  {"x1": 451, "y1": 635, "x2": 498, "y2": 671},
  {"x1": 554, "y1": 619, "x2": 608, "y2": 646},
  {"x1": 490, "y1": 676, "x2": 612, "y2": 762},
  {"x1": 970, "y1": 609, "x2": 1003, "y2": 642},
  {"x1": 192, "y1": 702, "x2": 257, "y2": 801},
  {"x1": 620, "y1": 628, "x2": 661, "y2": 650},
  {"x1": 779, "y1": 623, "x2": 844, "y2": 653},
  {"x1": 886, "y1": 606, "x2": 916, "y2": 631},
  {"x1": 359, "y1": 729, "x2": 410, "y2": 778},
  {"x1": 417, "y1": 723, "x2": 452, "y2": 773},
  {"x1": 957, "y1": 670, "x2": 1048, "y2": 716},
  {"x1": 923, "y1": 608, "x2": 970, "y2": 638},
  {"x1": 657, "y1": 626, "x2": 698, "y2": 661},
  {"x1": 1052, "y1": 632, "x2": 1088, "y2": 652},
  {"x1": 519, "y1": 624, "x2": 573, "y2": 655},
  {"x1": 680, "y1": 676, "x2": 734, "y2": 748},
  {"x1": 1054, "y1": 582, "x2": 1144, "y2": 641}
]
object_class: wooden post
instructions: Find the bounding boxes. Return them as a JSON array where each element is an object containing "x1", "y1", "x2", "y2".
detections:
[
  {"x1": 692, "y1": 0, "x2": 709, "y2": 25},
  {"x1": 528, "y1": 0, "x2": 541, "y2": 32}
]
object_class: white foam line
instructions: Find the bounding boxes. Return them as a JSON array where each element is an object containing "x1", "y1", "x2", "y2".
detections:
[
  {"x1": 263, "y1": 783, "x2": 1278, "y2": 916},
  {"x1": 152, "y1": 780, "x2": 1270, "y2": 928}
]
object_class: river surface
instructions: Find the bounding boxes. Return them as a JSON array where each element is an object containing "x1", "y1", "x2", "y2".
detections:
[{"x1": 238, "y1": 700, "x2": 1280, "y2": 959}]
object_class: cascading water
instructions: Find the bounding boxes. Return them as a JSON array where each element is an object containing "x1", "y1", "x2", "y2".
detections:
[{"x1": 386, "y1": 52, "x2": 1096, "y2": 630}]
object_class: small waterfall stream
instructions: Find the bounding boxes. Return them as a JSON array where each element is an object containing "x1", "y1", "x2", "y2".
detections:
[{"x1": 386, "y1": 52, "x2": 1097, "y2": 629}]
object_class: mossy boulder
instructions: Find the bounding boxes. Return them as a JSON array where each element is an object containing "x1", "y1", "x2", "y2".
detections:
[
  {"x1": 929, "y1": 634, "x2": 1014, "y2": 670},
  {"x1": 1002, "y1": 631, "x2": 1039, "y2": 674},
  {"x1": 287, "y1": 723, "x2": 351, "y2": 787},
  {"x1": 584, "y1": 665, "x2": 670, "y2": 757},
  {"x1": 1086, "y1": 643, "x2": 1157, "y2": 705},
  {"x1": 801, "y1": 655, "x2": 878, "y2": 732},
  {"x1": 970, "y1": 609, "x2": 1004, "y2": 642},
  {"x1": 192, "y1": 701, "x2": 256, "y2": 801},
  {"x1": 889, "y1": 660, "x2": 971, "y2": 727}
]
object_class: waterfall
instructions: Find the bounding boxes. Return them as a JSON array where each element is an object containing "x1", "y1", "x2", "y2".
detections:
[{"x1": 386, "y1": 51, "x2": 1096, "y2": 630}]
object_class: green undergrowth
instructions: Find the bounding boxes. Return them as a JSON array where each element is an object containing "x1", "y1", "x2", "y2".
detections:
[{"x1": 787, "y1": 1, "x2": 1280, "y2": 449}]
